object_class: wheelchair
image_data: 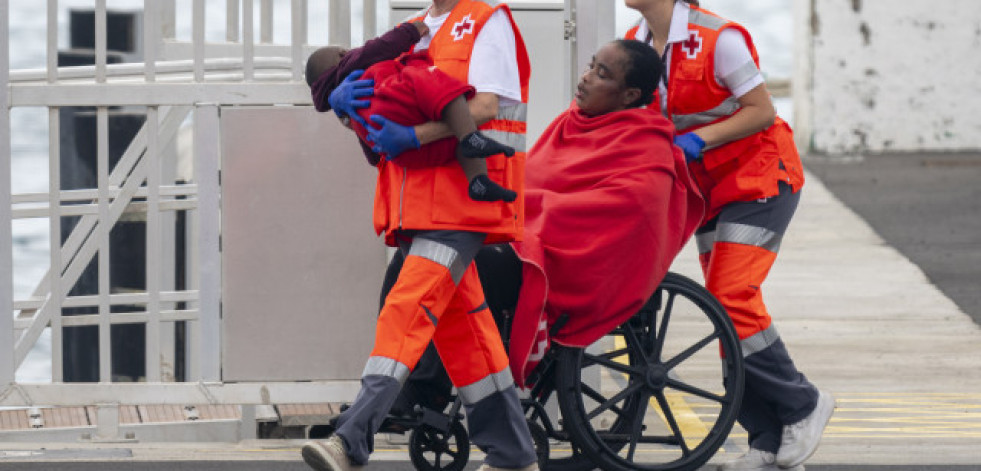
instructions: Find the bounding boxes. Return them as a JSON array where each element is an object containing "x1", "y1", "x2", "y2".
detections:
[{"x1": 378, "y1": 245, "x2": 744, "y2": 471}]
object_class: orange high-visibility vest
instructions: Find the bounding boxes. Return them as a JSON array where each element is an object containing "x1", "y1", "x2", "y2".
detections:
[
  {"x1": 373, "y1": 0, "x2": 531, "y2": 245},
  {"x1": 627, "y1": 7, "x2": 804, "y2": 220}
]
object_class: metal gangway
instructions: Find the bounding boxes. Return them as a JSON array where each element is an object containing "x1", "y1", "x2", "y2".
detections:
[{"x1": 1, "y1": 0, "x2": 610, "y2": 441}]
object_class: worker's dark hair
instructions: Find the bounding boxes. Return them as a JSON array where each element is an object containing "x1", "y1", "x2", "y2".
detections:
[{"x1": 614, "y1": 39, "x2": 663, "y2": 109}]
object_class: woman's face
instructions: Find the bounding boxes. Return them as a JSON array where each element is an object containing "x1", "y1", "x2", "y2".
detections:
[{"x1": 575, "y1": 43, "x2": 640, "y2": 117}]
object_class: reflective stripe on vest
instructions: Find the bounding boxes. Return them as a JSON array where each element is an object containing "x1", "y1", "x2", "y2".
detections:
[
  {"x1": 669, "y1": 8, "x2": 748, "y2": 132},
  {"x1": 483, "y1": 102, "x2": 528, "y2": 151},
  {"x1": 673, "y1": 97, "x2": 740, "y2": 132},
  {"x1": 457, "y1": 368, "x2": 514, "y2": 405},
  {"x1": 363, "y1": 356, "x2": 411, "y2": 384},
  {"x1": 690, "y1": 8, "x2": 727, "y2": 30}
]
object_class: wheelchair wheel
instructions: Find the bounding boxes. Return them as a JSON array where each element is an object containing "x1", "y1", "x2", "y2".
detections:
[
  {"x1": 554, "y1": 272, "x2": 744, "y2": 471},
  {"x1": 541, "y1": 435, "x2": 608, "y2": 471},
  {"x1": 408, "y1": 420, "x2": 470, "y2": 471},
  {"x1": 527, "y1": 419, "x2": 550, "y2": 469},
  {"x1": 523, "y1": 367, "x2": 603, "y2": 471}
]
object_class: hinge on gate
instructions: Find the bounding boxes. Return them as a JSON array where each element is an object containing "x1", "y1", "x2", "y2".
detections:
[{"x1": 564, "y1": 19, "x2": 576, "y2": 40}]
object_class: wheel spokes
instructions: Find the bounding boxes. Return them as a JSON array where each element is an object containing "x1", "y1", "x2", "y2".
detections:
[
  {"x1": 664, "y1": 330, "x2": 718, "y2": 370},
  {"x1": 622, "y1": 320, "x2": 650, "y2": 364},
  {"x1": 653, "y1": 390, "x2": 692, "y2": 457},
  {"x1": 583, "y1": 346, "x2": 633, "y2": 369},
  {"x1": 555, "y1": 273, "x2": 746, "y2": 471},
  {"x1": 666, "y1": 377, "x2": 728, "y2": 404},
  {"x1": 583, "y1": 350, "x2": 644, "y2": 376},
  {"x1": 625, "y1": 389, "x2": 652, "y2": 461},
  {"x1": 653, "y1": 291, "x2": 676, "y2": 361},
  {"x1": 583, "y1": 379, "x2": 643, "y2": 421}
]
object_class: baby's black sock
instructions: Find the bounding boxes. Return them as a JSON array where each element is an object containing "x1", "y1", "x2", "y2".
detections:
[
  {"x1": 458, "y1": 131, "x2": 515, "y2": 159},
  {"x1": 469, "y1": 174, "x2": 517, "y2": 202}
]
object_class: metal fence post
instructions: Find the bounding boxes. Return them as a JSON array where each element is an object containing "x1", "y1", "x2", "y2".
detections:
[
  {"x1": 0, "y1": 0, "x2": 13, "y2": 386},
  {"x1": 363, "y1": 0, "x2": 377, "y2": 42},
  {"x1": 194, "y1": 104, "x2": 221, "y2": 382},
  {"x1": 160, "y1": 0, "x2": 176, "y2": 40},
  {"x1": 329, "y1": 0, "x2": 351, "y2": 46}
]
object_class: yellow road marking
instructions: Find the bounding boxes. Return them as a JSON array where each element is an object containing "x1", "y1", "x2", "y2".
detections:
[{"x1": 788, "y1": 392, "x2": 981, "y2": 440}]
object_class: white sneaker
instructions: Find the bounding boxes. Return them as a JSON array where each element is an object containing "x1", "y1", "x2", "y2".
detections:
[
  {"x1": 718, "y1": 448, "x2": 803, "y2": 471},
  {"x1": 775, "y1": 390, "x2": 835, "y2": 468},
  {"x1": 301, "y1": 435, "x2": 363, "y2": 471},
  {"x1": 476, "y1": 464, "x2": 540, "y2": 471}
]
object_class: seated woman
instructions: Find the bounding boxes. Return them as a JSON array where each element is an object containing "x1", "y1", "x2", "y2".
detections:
[
  {"x1": 379, "y1": 39, "x2": 705, "y2": 401},
  {"x1": 508, "y1": 39, "x2": 704, "y2": 385}
]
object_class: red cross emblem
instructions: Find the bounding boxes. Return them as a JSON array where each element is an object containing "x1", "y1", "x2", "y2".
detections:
[
  {"x1": 451, "y1": 15, "x2": 475, "y2": 41},
  {"x1": 680, "y1": 30, "x2": 703, "y2": 59}
]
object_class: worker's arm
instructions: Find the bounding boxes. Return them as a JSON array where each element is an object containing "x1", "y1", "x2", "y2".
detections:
[
  {"x1": 694, "y1": 83, "x2": 776, "y2": 149},
  {"x1": 413, "y1": 92, "x2": 500, "y2": 146}
]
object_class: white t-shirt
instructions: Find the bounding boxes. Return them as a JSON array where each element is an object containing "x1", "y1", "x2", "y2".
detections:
[
  {"x1": 634, "y1": 2, "x2": 764, "y2": 110},
  {"x1": 414, "y1": 9, "x2": 522, "y2": 106}
]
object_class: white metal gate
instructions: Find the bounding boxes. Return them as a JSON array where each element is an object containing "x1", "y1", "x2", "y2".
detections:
[{"x1": 1, "y1": 0, "x2": 377, "y2": 422}]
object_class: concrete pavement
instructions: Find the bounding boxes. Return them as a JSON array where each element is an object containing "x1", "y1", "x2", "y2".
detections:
[
  {"x1": 805, "y1": 152, "x2": 981, "y2": 325},
  {"x1": 2, "y1": 166, "x2": 981, "y2": 468}
]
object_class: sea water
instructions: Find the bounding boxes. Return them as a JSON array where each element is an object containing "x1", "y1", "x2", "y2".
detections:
[{"x1": 7, "y1": 0, "x2": 792, "y2": 383}]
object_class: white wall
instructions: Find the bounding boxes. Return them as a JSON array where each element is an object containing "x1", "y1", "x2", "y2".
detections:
[{"x1": 799, "y1": 0, "x2": 981, "y2": 154}]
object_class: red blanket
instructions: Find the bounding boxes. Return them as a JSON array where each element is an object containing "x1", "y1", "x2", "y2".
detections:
[{"x1": 509, "y1": 104, "x2": 704, "y2": 387}]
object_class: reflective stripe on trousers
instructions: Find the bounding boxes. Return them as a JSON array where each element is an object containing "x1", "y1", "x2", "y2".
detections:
[
  {"x1": 697, "y1": 184, "x2": 818, "y2": 452},
  {"x1": 335, "y1": 230, "x2": 535, "y2": 467},
  {"x1": 695, "y1": 182, "x2": 800, "y2": 343}
]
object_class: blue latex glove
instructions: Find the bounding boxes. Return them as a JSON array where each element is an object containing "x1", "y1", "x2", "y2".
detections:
[
  {"x1": 674, "y1": 132, "x2": 706, "y2": 163},
  {"x1": 366, "y1": 115, "x2": 420, "y2": 159},
  {"x1": 328, "y1": 70, "x2": 373, "y2": 126}
]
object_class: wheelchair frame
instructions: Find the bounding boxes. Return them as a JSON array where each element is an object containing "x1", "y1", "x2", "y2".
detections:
[{"x1": 400, "y1": 271, "x2": 745, "y2": 471}]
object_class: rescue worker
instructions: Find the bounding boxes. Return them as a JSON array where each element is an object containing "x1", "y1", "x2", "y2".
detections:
[
  {"x1": 623, "y1": 1, "x2": 835, "y2": 470},
  {"x1": 300, "y1": 1, "x2": 538, "y2": 471}
]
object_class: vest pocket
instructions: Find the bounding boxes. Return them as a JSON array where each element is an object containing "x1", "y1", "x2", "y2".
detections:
[
  {"x1": 430, "y1": 164, "x2": 506, "y2": 226},
  {"x1": 432, "y1": 42, "x2": 473, "y2": 76},
  {"x1": 676, "y1": 61, "x2": 704, "y2": 80}
]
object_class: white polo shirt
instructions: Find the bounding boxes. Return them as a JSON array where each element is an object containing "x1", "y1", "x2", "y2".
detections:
[{"x1": 414, "y1": 9, "x2": 522, "y2": 107}]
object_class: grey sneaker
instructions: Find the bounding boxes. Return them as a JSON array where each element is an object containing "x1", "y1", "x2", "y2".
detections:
[
  {"x1": 776, "y1": 390, "x2": 835, "y2": 468},
  {"x1": 718, "y1": 448, "x2": 803, "y2": 471},
  {"x1": 476, "y1": 464, "x2": 540, "y2": 471},
  {"x1": 301, "y1": 435, "x2": 362, "y2": 471}
]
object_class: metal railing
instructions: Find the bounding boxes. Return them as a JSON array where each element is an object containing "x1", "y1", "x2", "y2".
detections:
[{"x1": 1, "y1": 1, "x2": 379, "y2": 431}]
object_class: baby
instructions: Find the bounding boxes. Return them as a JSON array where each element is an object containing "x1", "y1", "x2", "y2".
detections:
[{"x1": 306, "y1": 21, "x2": 517, "y2": 202}]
